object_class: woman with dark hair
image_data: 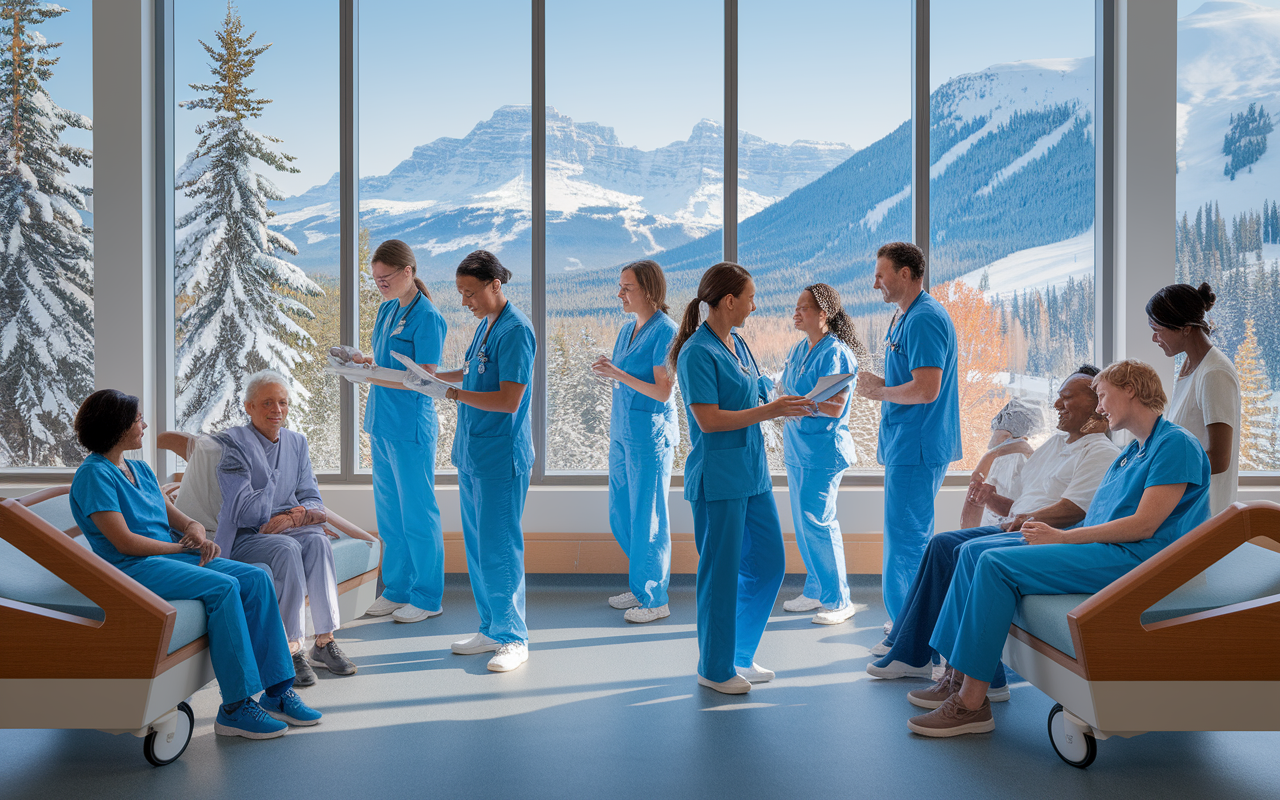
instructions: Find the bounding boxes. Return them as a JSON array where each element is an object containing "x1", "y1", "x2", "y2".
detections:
[
  {"x1": 672, "y1": 262, "x2": 812, "y2": 694},
  {"x1": 68, "y1": 390, "x2": 319, "y2": 739},
  {"x1": 777, "y1": 284, "x2": 863, "y2": 625},
  {"x1": 352, "y1": 239, "x2": 450, "y2": 625},
  {"x1": 590, "y1": 260, "x2": 679, "y2": 623},
  {"x1": 430, "y1": 249, "x2": 536, "y2": 673},
  {"x1": 1147, "y1": 282, "x2": 1240, "y2": 514}
]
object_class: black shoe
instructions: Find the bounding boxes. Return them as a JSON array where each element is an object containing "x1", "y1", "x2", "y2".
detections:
[
  {"x1": 292, "y1": 650, "x2": 317, "y2": 687},
  {"x1": 308, "y1": 640, "x2": 357, "y2": 676}
]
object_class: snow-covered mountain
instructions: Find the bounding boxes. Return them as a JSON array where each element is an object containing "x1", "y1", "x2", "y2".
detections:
[
  {"x1": 1176, "y1": 1, "x2": 1280, "y2": 220},
  {"x1": 270, "y1": 106, "x2": 855, "y2": 277}
]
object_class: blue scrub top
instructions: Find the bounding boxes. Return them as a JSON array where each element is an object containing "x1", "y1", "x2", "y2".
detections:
[
  {"x1": 780, "y1": 333, "x2": 858, "y2": 470},
  {"x1": 877, "y1": 290, "x2": 962, "y2": 467},
  {"x1": 1082, "y1": 416, "x2": 1211, "y2": 559},
  {"x1": 676, "y1": 322, "x2": 771, "y2": 503},
  {"x1": 364, "y1": 292, "x2": 448, "y2": 445},
  {"x1": 450, "y1": 302, "x2": 537, "y2": 478},
  {"x1": 70, "y1": 454, "x2": 173, "y2": 567},
  {"x1": 610, "y1": 312, "x2": 679, "y2": 450}
]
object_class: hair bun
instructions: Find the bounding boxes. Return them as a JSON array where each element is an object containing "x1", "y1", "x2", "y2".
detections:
[{"x1": 1196, "y1": 282, "x2": 1216, "y2": 312}]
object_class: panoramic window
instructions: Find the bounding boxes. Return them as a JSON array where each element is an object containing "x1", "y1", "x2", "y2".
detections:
[
  {"x1": 738, "y1": 0, "x2": 911, "y2": 472},
  {"x1": 355, "y1": 0, "x2": 532, "y2": 471},
  {"x1": 0, "y1": 1, "x2": 93, "y2": 469},
  {"x1": 1176, "y1": 1, "x2": 1280, "y2": 471},
  {"x1": 173, "y1": 1, "x2": 341, "y2": 469},
  {"x1": 930, "y1": 0, "x2": 1096, "y2": 468}
]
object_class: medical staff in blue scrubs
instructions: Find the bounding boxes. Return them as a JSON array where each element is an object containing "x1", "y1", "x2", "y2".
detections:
[
  {"x1": 356, "y1": 240, "x2": 449, "y2": 625},
  {"x1": 672, "y1": 262, "x2": 813, "y2": 694},
  {"x1": 591, "y1": 260, "x2": 679, "y2": 624},
  {"x1": 908, "y1": 360, "x2": 1210, "y2": 737},
  {"x1": 69, "y1": 390, "x2": 319, "y2": 739},
  {"x1": 432, "y1": 250, "x2": 536, "y2": 674},
  {"x1": 779, "y1": 283, "x2": 865, "y2": 626},
  {"x1": 856, "y1": 242, "x2": 961, "y2": 641}
]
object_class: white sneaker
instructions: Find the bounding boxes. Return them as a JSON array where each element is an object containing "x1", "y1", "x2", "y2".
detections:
[
  {"x1": 735, "y1": 663, "x2": 775, "y2": 683},
  {"x1": 624, "y1": 604, "x2": 670, "y2": 624},
  {"x1": 782, "y1": 594, "x2": 823, "y2": 612},
  {"x1": 697, "y1": 674, "x2": 752, "y2": 694},
  {"x1": 870, "y1": 637, "x2": 892, "y2": 657},
  {"x1": 365, "y1": 596, "x2": 405, "y2": 617},
  {"x1": 812, "y1": 604, "x2": 856, "y2": 625},
  {"x1": 609, "y1": 592, "x2": 641, "y2": 609},
  {"x1": 865, "y1": 659, "x2": 934, "y2": 680},
  {"x1": 986, "y1": 684, "x2": 1011, "y2": 703},
  {"x1": 451, "y1": 632, "x2": 501, "y2": 655},
  {"x1": 882, "y1": 620, "x2": 894, "y2": 636},
  {"x1": 391, "y1": 604, "x2": 442, "y2": 623},
  {"x1": 487, "y1": 642, "x2": 529, "y2": 673}
]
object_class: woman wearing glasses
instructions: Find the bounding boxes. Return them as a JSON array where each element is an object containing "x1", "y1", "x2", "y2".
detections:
[{"x1": 354, "y1": 239, "x2": 449, "y2": 625}]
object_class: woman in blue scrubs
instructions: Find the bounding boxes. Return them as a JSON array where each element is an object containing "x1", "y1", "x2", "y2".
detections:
[
  {"x1": 69, "y1": 390, "x2": 319, "y2": 739},
  {"x1": 672, "y1": 262, "x2": 813, "y2": 694},
  {"x1": 431, "y1": 250, "x2": 536, "y2": 674},
  {"x1": 356, "y1": 240, "x2": 449, "y2": 625},
  {"x1": 908, "y1": 360, "x2": 1210, "y2": 737},
  {"x1": 778, "y1": 283, "x2": 866, "y2": 626},
  {"x1": 591, "y1": 260, "x2": 679, "y2": 624}
]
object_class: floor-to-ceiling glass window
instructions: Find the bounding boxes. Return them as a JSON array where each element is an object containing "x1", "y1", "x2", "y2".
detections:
[
  {"x1": 173, "y1": 1, "x2": 341, "y2": 469},
  {"x1": 0, "y1": 1, "x2": 94, "y2": 469},
  {"x1": 1176, "y1": 0, "x2": 1280, "y2": 472},
  {"x1": 738, "y1": 0, "x2": 911, "y2": 472},
  {"x1": 930, "y1": 0, "x2": 1096, "y2": 468}
]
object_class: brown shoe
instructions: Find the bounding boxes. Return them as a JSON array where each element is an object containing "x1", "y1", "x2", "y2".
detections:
[
  {"x1": 907, "y1": 666, "x2": 960, "y2": 709},
  {"x1": 907, "y1": 694, "x2": 995, "y2": 737}
]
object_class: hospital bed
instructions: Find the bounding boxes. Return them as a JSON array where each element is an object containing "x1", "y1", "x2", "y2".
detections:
[{"x1": 1003, "y1": 500, "x2": 1280, "y2": 768}]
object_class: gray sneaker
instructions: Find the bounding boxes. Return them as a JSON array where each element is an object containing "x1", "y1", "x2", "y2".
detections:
[
  {"x1": 308, "y1": 640, "x2": 357, "y2": 676},
  {"x1": 292, "y1": 651, "x2": 317, "y2": 687}
]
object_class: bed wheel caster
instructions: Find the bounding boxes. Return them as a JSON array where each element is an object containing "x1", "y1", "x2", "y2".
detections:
[
  {"x1": 144, "y1": 702, "x2": 194, "y2": 767},
  {"x1": 1047, "y1": 703, "x2": 1097, "y2": 769}
]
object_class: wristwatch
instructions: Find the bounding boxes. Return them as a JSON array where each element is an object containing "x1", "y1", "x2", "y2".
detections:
[{"x1": 446, "y1": 387, "x2": 459, "y2": 401}]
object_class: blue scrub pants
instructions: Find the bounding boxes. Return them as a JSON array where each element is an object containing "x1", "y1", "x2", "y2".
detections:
[
  {"x1": 608, "y1": 436, "x2": 674, "y2": 608},
  {"x1": 931, "y1": 535, "x2": 1141, "y2": 682},
  {"x1": 371, "y1": 434, "x2": 444, "y2": 612},
  {"x1": 874, "y1": 525, "x2": 1007, "y2": 688},
  {"x1": 118, "y1": 553, "x2": 293, "y2": 704},
  {"x1": 459, "y1": 469, "x2": 531, "y2": 644},
  {"x1": 882, "y1": 462, "x2": 948, "y2": 622},
  {"x1": 690, "y1": 490, "x2": 786, "y2": 683},
  {"x1": 784, "y1": 463, "x2": 851, "y2": 609}
]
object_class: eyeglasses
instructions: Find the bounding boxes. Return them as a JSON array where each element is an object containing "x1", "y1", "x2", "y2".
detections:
[
  {"x1": 370, "y1": 267, "x2": 406, "y2": 287},
  {"x1": 794, "y1": 305, "x2": 817, "y2": 313}
]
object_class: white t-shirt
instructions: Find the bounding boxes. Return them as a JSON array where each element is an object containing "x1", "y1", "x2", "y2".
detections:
[
  {"x1": 1168, "y1": 346, "x2": 1240, "y2": 516},
  {"x1": 980, "y1": 450, "x2": 1029, "y2": 528},
  {"x1": 1000, "y1": 431, "x2": 1121, "y2": 523}
]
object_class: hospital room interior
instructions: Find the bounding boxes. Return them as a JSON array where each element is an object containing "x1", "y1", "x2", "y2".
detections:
[{"x1": 5, "y1": 1, "x2": 1280, "y2": 798}]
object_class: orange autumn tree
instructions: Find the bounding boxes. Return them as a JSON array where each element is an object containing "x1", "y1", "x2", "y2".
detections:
[{"x1": 935, "y1": 279, "x2": 1010, "y2": 470}]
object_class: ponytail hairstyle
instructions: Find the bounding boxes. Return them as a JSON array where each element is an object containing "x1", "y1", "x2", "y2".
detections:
[
  {"x1": 1146, "y1": 282, "x2": 1216, "y2": 333},
  {"x1": 805, "y1": 282, "x2": 871, "y2": 365},
  {"x1": 622, "y1": 259, "x2": 670, "y2": 314},
  {"x1": 456, "y1": 249, "x2": 513, "y2": 285},
  {"x1": 371, "y1": 239, "x2": 431, "y2": 300},
  {"x1": 668, "y1": 261, "x2": 752, "y2": 370}
]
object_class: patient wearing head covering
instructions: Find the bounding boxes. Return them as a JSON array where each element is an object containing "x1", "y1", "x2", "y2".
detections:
[{"x1": 963, "y1": 398, "x2": 1043, "y2": 530}]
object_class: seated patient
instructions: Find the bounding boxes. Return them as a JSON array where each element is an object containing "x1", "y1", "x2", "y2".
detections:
[
  {"x1": 69, "y1": 389, "x2": 320, "y2": 739},
  {"x1": 211, "y1": 370, "x2": 356, "y2": 685},
  {"x1": 907, "y1": 360, "x2": 1210, "y2": 737},
  {"x1": 867, "y1": 366, "x2": 1118, "y2": 682},
  {"x1": 958, "y1": 397, "x2": 1040, "y2": 530}
]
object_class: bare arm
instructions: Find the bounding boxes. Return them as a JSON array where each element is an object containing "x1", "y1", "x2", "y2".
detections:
[
  {"x1": 592, "y1": 357, "x2": 674, "y2": 403},
  {"x1": 1020, "y1": 483, "x2": 1187, "y2": 545},
  {"x1": 856, "y1": 366, "x2": 943, "y2": 405},
  {"x1": 363, "y1": 363, "x2": 440, "y2": 391},
  {"x1": 688, "y1": 396, "x2": 813, "y2": 433},
  {"x1": 456, "y1": 380, "x2": 527, "y2": 415},
  {"x1": 433, "y1": 368, "x2": 464, "y2": 384},
  {"x1": 961, "y1": 450, "x2": 1003, "y2": 528},
  {"x1": 91, "y1": 508, "x2": 219, "y2": 566},
  {"x1": 1001, "y1": 498, "x2": 1086, "y2": 532},
  {"x1": 1206, "y1": 422, "x2": 1233, "y2": 475}
]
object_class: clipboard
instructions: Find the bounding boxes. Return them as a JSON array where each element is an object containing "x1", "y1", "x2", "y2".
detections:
[
  {"x1": 390, "y1": 351, "x2": 462, "y2": 391},
  {"x1": 804, "y1": 373, "x2": 855, "y2": 404}
]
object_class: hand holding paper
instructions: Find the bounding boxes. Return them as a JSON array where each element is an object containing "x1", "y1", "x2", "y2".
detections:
[{"x1": 391, "y1": 351, "x2": 461, "y2": 399}]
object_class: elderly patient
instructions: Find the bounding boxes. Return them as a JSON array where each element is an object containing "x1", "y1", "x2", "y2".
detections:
[
  {"x1": 212, "y1": 370, "x2": 356, "y2": 685},
  {"x1": 867, "y1": 366, "x2": 1119, "y2": 686}
]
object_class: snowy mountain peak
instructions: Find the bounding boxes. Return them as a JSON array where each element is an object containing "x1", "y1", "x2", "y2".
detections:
[{"x1": 933, "y1": 56, "x2": 1094, "y2": 130}]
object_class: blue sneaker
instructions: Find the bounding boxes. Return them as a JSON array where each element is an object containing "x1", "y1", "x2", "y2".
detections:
[
  {"x1": 215, "y1": 698, "x2": 288, "y2": 739},
  {"x1": 259, "y1": 689, "x2": 322, "y2": 726}
]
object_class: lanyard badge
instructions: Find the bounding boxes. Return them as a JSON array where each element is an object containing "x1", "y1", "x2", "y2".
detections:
[{"x1": 477, "y1": 347, "x2": 489, "y2": 375}]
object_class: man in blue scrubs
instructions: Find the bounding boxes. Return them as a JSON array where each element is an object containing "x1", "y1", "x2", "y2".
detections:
[{"x1": 856, "y1": 242, "x2": 961, "y2": 639}]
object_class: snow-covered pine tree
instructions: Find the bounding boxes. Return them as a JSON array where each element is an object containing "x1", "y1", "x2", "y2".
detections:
[
  {"x1": 175, "y1": 4, "x2": 320, "y2": 433},
  {"x1": 1235, "y1": 318, "x2": 1279, "y2": 470},
  {"x1": 0, "y1": 1, "x2": 93, "y2": 467}
]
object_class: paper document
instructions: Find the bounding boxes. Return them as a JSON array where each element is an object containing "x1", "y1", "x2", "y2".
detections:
[
  {"x1": 323, "y1": 362, "x2": 405, "y2": 384},
  {"x1": 391, "y1": 351, "x2": 462, "y2": 390},
  {"x1": 804, "y1": 373, "x2": 856, "y2": 404}
]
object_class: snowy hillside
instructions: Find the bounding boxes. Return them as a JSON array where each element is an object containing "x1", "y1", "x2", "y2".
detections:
[{"x1": 957, "y1": 228, "x2": 1094, "y2": 299}]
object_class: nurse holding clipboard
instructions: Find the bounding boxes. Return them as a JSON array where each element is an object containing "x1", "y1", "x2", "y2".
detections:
[
  {"x1": 431, "y1": 250, "x2": 536, "y2": 674},
  {"x1": 672, "y1": 262, "x2": 812, "y2": 694}
]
